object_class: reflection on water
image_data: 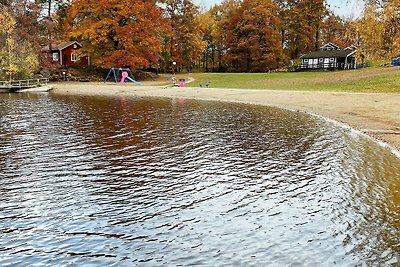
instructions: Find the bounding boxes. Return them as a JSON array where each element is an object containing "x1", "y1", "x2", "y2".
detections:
[{"x1": 0, "y1": 93, "x2": 399, "y2": 266}]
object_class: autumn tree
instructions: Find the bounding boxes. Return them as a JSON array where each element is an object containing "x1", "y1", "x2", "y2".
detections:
[
  {"x1": 273, "y1": 0, "x2": 290, "y2": 48},
  {"x1": 0, "y1": 6, "x2": 17, "y2": 80},
  {"x1": 164, "y1": 0, "x2": 206, "y2": 72},
  {"x1": 285, "y1": 0, "x2": 327, "y2": 59},
  {"x1": 0, "y1": 6, "x2": 38, "y2": 80},
  {"x1": 40, "y1": 0, "x2": 66, "y2": 53},
  {"x1": 67, "y1": 0, "x2": 170, "y2": 69},
  {"x1": 0, "y1": 0, "x2": 71, "y2": 70},
  {"x1": 197, "y1": 11, "x2": 214, "y2": 71},
  {"x1": 224, "y1": 0, "x2": 284, "y2": 71},
  {"x1": 215, "y1": 0, "x2": 244, "y2": 71},
  {"x1": 364, "y1": 0, "x2": 391, "y2": 8},
  {"x1": 341, "y1": 0, "x2": 400, "y2": 64},
  {"x1": 200, "y1": 3, "x2": 229, "y2": 72},
  {"x1": 380, "y1": 0, "x2": 400, "y2": 59},
  {"x1": 320, "y1": 12, "x2": 348, "y2": 47},
  {"x1": 54, "y1": 1, "x2": 72, "y2": 40},
  {"x1": 209, "y1": 0, "x2": 241, "y2": 72},
  {"x1": 0, "y1": 1, "x2": 42, "y2": 49},
  {"x1": 357, "y1": 4, "x2": 385, "y2": 61}
]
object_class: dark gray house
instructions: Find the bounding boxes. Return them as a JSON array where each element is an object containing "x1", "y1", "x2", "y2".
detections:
[{"x1": 300, "y1": 43, "x2": 357, "y2": 70}]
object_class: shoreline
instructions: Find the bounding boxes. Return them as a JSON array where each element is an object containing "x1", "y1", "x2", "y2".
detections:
[
  {"x1": 52, "y1": 82, "x2": 400, "y2": 152},
  {"x1": 0, "y1": 85, "x2": 53, "y2": 93}
]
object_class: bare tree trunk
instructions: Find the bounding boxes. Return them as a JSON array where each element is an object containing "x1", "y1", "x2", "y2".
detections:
[
  {"x1": 7, "y1": 33, "x2": 12, "y2": 81},
  {"x1": 48, "y1": 0, "x2": 53, "y2": 56},
  {"x1": 315, "y1": 24, "x2": 320, "y2": 51}
]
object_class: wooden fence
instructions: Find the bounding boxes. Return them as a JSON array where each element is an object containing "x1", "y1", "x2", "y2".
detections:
[
  {"x1": 298, "y1": 62, "x2": 357, "y2": 70},
  {"x1": 0, "y1": 78, "x2": 49, "y2": 89}
]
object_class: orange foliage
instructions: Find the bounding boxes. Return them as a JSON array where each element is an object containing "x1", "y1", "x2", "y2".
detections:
[
  {"x1": 67, "y1": 0, "x2": 170, "y2": 69},
  {"x1": 165, "y1": 0, "x2": 207, "y2": 69},
  {"x1": 222, "y1": 0, "x2": 285, "y2": 71}
]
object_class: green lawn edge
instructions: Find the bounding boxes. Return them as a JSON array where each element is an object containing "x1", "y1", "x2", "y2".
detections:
[{"x1": 186, "y1": 67, "x2": 400, "y2": 93}]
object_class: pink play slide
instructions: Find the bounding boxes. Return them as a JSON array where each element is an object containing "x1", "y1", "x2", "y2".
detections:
[{"x1": 120, "y1": 71, "x2": 141, "y2": 85}]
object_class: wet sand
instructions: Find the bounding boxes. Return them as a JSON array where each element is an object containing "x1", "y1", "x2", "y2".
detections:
[{"x1": 52, "y1": 82, "x2": 400, "y2": 151}]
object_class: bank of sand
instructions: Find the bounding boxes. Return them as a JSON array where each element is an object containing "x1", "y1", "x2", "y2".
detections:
[{"x1": 53, "y1": 82, "x2": 400, "y2": 152}]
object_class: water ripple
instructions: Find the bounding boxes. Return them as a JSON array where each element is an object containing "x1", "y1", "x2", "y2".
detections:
[{"x1": 0, "y1": 94, "x2": 399, "y2": 266}]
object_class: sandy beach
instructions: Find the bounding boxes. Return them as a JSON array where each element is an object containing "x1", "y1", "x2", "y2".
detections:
[{"x1": 52, "y1": 82, "x2": 400, "y2": 152}]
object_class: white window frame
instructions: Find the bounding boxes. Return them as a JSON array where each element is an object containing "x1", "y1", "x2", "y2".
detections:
[
  {"x1": 52, "y1": 52, "x2": 59, "y2": 61},
  {"x1": 304, "y1": 59, "x2": 309, "y2": 63},
  {"x1": 330, "y1": 58, "x2": 335, "y2": 62},
  {"x1": 71, "y1": 54, "x2": 79, "y2": 62}
]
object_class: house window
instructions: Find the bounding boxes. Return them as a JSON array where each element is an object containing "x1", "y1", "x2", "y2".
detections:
[
  {"x1": 330, "y1": 58, "x2": 335, "y2": 62},
  {"x1": 319, "y1": 58, "x2": 324, "y2": 62},
  {"x1": 52, "y1": 52, "x2": 59, "y2": 61},
  {"x1": 71, "y1": 54, "x2": 79, "y2": 62},
  {"x1": 304, "y1": 59, "x2": 309, "y2": 63},
  {"x1": 73, "y1": 44, "x2": 77, "y2": 49},
  {"x1": 324, "y1": 58, "x2": 329, "y2": 63}
]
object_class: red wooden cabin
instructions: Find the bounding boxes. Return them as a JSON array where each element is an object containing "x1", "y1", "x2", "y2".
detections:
[{"x1": 49, "y1": 41, "x2": 90, "y2": 66}]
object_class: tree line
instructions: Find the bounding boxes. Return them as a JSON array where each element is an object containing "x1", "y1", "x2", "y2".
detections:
[{"x1": 0, "y1": 0, "x2": 399, "y2": 79}]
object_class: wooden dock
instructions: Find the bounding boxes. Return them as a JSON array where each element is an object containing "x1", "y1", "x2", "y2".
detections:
[{"x1": 0, "y1": 78, "x2": 49, "y2": 92}]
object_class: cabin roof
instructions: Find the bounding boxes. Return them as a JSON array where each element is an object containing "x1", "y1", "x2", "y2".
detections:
[
  {"x1": 320, "y1": 42, "x2": 341, "y2": 50},
  {"x1": 54, "y1": 41, "x2": 82, "y2": 51},
  {"x1": 301, "y1": 48, "x2": 356, "y2": 59},
  {"x1": 42, "y1": 41, "x2": 82, "y2": 52}
]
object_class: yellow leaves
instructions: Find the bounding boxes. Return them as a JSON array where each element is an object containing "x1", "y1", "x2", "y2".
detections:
[
  {"x1": 355, "y1": 1, "x2": 400, "y2": 61},
  {"x1": 0, "y1": 7, "x2": 38, "y2": 80},
  {"x1": 3, "y1": 64, "x2": 18, "y2": 74},
  {"x1": 5, "y1": 37, "x2": 15, "y2": 50},
  {"x1": 25, "y1": 54, "x2": 38, "y2": 71},
  {"x1": 0, "y1": 7, "x2": 17, "y2": 80},
  {"x1": 0, "y1": 6, "x2": 16, "y2": 35},
  {"x1": 164, "y1": 0, "x2": 205, "y2": 66}
]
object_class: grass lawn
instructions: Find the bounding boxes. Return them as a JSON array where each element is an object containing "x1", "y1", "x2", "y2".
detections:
[{"x1": 186, "y1": 67, "x2": 400, "y2": 93}]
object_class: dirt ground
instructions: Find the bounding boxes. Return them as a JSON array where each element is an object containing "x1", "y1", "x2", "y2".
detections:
[{"x1": 52, "y1": 82, "x2": 400, "y2": 153}]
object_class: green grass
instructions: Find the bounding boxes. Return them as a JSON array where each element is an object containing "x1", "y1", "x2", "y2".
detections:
[{"x1": 187, "y1": 67, "x2": 400, "y2": 93}]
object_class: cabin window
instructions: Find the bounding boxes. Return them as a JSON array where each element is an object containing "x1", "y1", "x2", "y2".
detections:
[
  {"x1": 52, "y1": 52, "x2": 59, "y2": 61},
  {"x1": 319, "y1": 58, "x2": 324, "y2": 62},
  {"x1": 324, "y1": 58, "x2": 329, "y2": 63},
  {"x1": 71, "y1": 54, "x2": 79, "y2": 62},
  {"x1": 330, "y1": 58, "x2": 334, "y2": 62},
  {"x1": 304, "y1": 59, "x2": 309, "y2": 63},
  {"x1": 73, "y1": 44, "x2": 77, "y2": 49}
]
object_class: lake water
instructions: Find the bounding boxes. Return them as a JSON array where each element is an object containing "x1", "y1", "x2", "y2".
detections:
[{"x1": 0, "y1": 93, "x2": 399, "y2": 266}]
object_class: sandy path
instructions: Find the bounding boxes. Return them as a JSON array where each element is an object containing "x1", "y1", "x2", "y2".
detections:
[{"x1": 52, "y1": 83, "x2": 400, "y2": 152}]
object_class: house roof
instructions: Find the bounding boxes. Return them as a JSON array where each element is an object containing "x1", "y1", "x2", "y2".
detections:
[
  {"x1": 320, "y1": 42, "x2": 341, "y2": 50},
  {"x1": 301, "y1": 48, "x2": 356, "y2": 59},
  {"x1": 54, "y1": 41, "x2": 82, "y2": 51},
  {"x1": 42, "y1": 41, "x2": 82, "y2": 52}
]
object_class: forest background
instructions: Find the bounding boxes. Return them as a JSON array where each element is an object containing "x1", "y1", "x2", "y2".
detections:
[{"x1": 0, "y1": 0, "x2": 399, "y2": 80}]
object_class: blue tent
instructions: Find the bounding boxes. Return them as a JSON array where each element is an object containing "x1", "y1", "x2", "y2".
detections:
[{"x1": 392, "y1": 57, "x2": 399, "y2": 66}]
